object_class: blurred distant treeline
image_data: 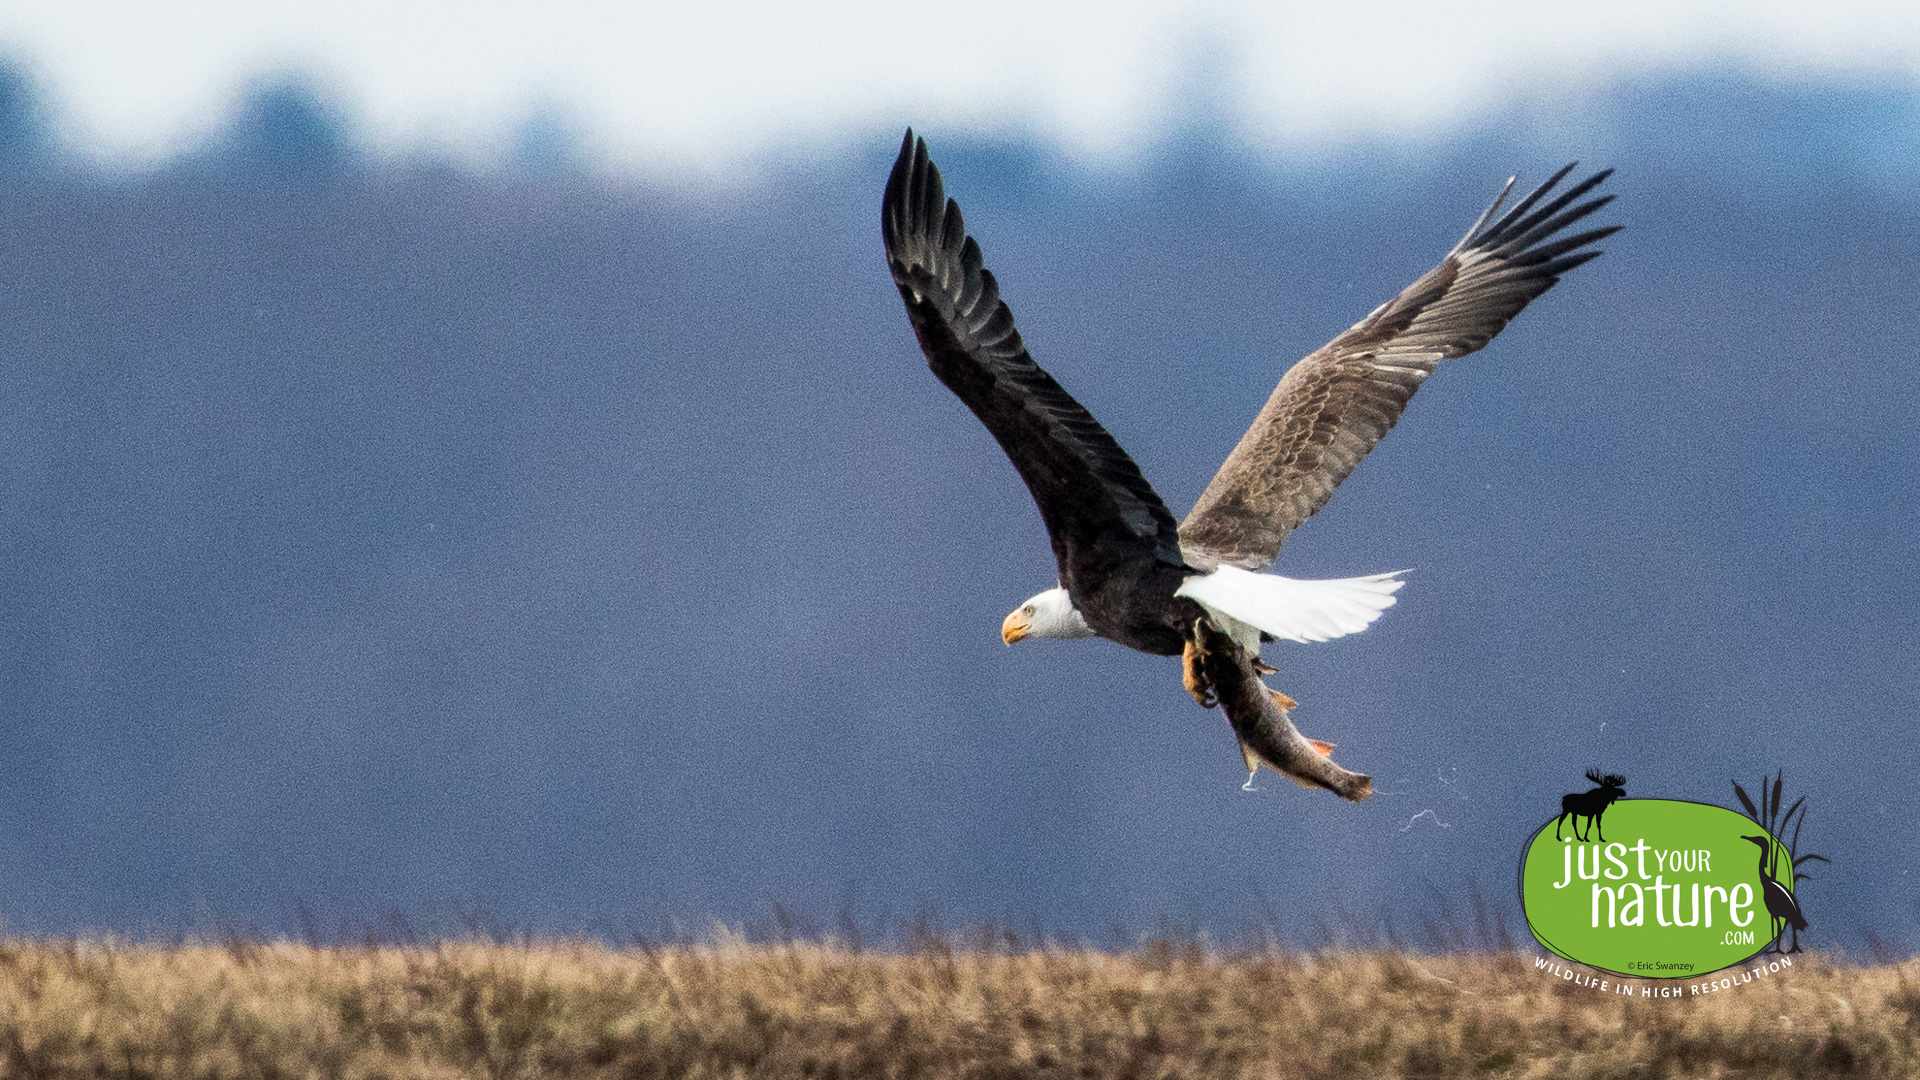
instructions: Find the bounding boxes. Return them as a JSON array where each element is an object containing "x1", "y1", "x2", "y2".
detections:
[{"x1": 0, "y1": 53, "x2": 1915, "y2": 950}]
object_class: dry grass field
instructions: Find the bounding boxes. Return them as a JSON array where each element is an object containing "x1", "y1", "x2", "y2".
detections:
[{"x1": 0, "y1": 934, "x2": 1915, "y2": 1078}]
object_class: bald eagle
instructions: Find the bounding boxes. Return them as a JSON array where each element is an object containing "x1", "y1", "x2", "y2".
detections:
[{"x1": 881, "y1": 131, "x2": 1617, "y2": 800}]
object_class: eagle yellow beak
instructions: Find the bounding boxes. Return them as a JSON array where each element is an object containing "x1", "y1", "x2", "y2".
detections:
[{"x1": 1001, "y1": 609, "x2": 1032, "y2": 645}]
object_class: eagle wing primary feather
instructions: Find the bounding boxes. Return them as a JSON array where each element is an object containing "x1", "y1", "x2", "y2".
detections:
[
  {"x1": 1179, "y1": 166, "x2": 1620, "y2": 570},
  {"x1": 882, "y1": 130, "x2": 1185, "y2": 590}
]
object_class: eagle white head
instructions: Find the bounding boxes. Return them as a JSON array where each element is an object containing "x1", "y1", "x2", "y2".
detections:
[{"x1": 1000, "y1": 587, "x2": 1096, "y2": 645}]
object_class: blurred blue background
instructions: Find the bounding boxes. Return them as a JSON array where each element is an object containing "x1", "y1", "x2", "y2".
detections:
[{"x1": 0, "y1": 38, "x2": 1914, "y2": 950}]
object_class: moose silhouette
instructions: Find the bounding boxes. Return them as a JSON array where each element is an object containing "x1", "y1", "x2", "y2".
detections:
[{"x1": 1555, "y1": 770, "x2": 1626, "y2": 842}]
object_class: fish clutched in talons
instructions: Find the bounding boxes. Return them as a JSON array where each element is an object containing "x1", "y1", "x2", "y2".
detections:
[
  {"x1": 1237, "y1": 692, "x2": 1341, "y2": 789},
  {"x1": 1191, "y1": 618, "x2": 1371, "y2": 802},
  {"x1": 1239, "y1": 738, "x2": 1346, "y2": 791},
  {"x1": 1182, "y1": 632, "x2": 1217, "y2": 709}
]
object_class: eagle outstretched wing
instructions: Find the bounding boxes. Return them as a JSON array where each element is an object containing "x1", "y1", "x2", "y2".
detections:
[
  {"x1": 1179, "y1": 166, "x2": 1621, "y2": 570},
  {"x1": 883, "y1": 131, "x2": 1185, "y2": 593}
]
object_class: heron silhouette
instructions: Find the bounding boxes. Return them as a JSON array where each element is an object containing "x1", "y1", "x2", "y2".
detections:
[{"x1": 1741, "y1": 834, "x2": 1807, "y2": 953}]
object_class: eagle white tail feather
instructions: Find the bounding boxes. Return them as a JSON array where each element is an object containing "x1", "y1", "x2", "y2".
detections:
[{"x1": 1175, "y1": 566, "x2": 1407, "y2": 646}]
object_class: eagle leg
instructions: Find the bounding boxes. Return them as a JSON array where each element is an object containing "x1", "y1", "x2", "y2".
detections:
[{"x1": 1182, "y1": 633, "x2": 1217, "y2": 709}]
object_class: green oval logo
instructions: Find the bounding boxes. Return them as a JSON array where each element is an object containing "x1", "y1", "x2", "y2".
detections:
[{"x1": 1519, "y1": 799, "x2": 1795, "y2": 978}]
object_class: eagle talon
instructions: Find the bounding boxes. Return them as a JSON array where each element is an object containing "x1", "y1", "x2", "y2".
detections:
[
  {"x1": 1182, "y1": 636, "x2": 1217, "y2": 709},
  {"x1": 1251, "y1": 658, "x2": 1278, "y2": 676}
]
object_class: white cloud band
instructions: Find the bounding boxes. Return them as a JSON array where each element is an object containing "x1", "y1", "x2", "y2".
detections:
[{"x1": 1, "y1": 0, "x2": 1917, "y2": 169}]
